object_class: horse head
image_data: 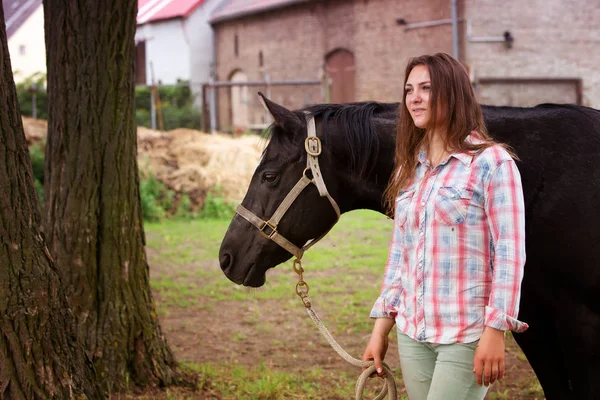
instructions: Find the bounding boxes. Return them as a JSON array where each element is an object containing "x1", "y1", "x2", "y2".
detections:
[{"x1": 219, "y1": 94, "x2": 397, "y2": 287}]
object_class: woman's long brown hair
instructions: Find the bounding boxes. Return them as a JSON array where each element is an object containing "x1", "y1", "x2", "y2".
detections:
[{"x1": 383, "y1": 53, "x2": 513, "y2": 216}]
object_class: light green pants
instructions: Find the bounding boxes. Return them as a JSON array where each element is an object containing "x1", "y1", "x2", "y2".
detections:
[{"x1": 397, "y1": 331, "x2": 489, "y2": 400}]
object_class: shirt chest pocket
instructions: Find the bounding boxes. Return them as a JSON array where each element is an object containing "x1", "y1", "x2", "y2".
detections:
[{"x1": 434, "y1": 186, "x2": 473, "y2": 225}]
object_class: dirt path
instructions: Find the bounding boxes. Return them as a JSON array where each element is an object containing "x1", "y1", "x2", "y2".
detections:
[{"x1": 138, "y1": 255, "x2": 544, "y2": 399}]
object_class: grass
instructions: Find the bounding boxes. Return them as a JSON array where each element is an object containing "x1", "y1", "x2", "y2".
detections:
[
  {"x1": 143, "y1": 210, "x2": 394, "y2": 399},
  {"x1": 146, "y1": 210, "x2": 391, "y2": 308},
  {"x1": 186, "y1": 361, "x2": 390, "y2": 400},
  {"x1": 143, "y1": 210, "x2": 542, "y2": 399},
  {"x1": 145, "y1": 218, "x2": 228, "y2": 262}
]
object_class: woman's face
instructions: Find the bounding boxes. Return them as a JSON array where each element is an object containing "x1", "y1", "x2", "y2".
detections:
[{"x1": 405, "y1": 64, "x2": 432, "y2": 129}]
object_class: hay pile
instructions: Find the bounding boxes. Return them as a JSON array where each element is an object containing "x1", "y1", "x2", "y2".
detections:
[
  {"x1": 22, "y1": 117, "x2": 264, "y2": 209},
  {"x1": 138, "y1": 128, "x2": 264, "y2": 208},
  {"x1": 22, "y1": 117, "x2": 47, "y2": 145}
]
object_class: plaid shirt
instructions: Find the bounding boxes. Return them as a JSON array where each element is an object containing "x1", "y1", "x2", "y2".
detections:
[{"x1": 371, "y1": 138, "x2": 528, "y2": 343}]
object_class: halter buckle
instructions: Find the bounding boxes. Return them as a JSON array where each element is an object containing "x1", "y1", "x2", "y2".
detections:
[
  {"x1": 259, "y1": 220, "x2": 277, "y2": 239},
  {"x1": 305, "y1": 137, "x2": 322, "y2": 156}
]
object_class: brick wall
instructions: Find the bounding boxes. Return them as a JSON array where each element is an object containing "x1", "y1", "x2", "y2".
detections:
[
  {"x1": 463, "y1": 0, "x2": 600, "y2": 107},
  {"x1": 213, "y1": 0, "x2": 453, "y2": 131},
  {"x1": 212, "y1": 0, "x2": 600, "y2": 131}
]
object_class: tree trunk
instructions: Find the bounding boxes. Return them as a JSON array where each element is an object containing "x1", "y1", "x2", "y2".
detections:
[
  {"x1": 0, "y1": 4, "x2": 101, "y2": 399},
  {"x1": 43, "y1": 0, "x2": 176, "y2": 391}
]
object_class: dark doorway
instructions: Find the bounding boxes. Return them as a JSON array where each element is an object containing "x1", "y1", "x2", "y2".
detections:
[{"x1": 135, "y1": 41, "x2": 146, "y2": 85}]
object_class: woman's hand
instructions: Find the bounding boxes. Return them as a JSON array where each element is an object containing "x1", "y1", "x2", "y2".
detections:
[
  {"x1": 362, "y1": 318, "x2": 395, "y2": 378},
  {"x1": 473, "y1": 326, "x2": 506, "y2": 386}
]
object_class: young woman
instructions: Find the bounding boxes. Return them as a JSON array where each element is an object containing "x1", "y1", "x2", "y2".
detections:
[{"x1": 362, "y1": 53, "x2": 528, "y2": 400}]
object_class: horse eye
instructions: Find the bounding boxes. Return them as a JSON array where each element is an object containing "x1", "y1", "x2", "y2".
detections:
[{"x1": 262, "y1": 172, "x2": 278, "y2": 183}]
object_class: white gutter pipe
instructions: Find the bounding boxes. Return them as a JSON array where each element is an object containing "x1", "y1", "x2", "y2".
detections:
[{"x1": 451, "y1": 0, "x2": 460, "y2": 59}]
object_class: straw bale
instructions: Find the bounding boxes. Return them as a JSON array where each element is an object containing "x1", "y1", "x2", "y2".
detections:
[{"x1": 21, "y1": 117, "x2": 264, "y2": 210}]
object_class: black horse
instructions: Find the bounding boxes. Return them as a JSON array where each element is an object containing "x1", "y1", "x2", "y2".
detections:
[{"x1": 219, "y1": 94, "x2": 600, "y2": 399}]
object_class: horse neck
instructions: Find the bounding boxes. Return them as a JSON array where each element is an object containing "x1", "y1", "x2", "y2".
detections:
[{"x1": 323, "y1": 116, "x2": 397, "y2": 215}]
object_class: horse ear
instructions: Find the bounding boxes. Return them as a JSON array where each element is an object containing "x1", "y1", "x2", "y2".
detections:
[{"x1": 258, "y1": 92, "x2": 303, "y2": 133}]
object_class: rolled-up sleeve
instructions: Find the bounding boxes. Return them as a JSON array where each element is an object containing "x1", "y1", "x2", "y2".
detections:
[{"x1": 484, "y1": 159, "x2": 529, "y2": 333}]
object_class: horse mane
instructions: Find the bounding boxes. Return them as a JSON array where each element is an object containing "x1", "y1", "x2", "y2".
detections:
[{"x1": 301, "y1": 102, "x2": 398, "y2": 178}]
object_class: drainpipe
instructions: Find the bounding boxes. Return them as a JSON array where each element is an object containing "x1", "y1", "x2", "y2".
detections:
[
  {"x1": 209, "y1": 26, "x2": 217, "y2": 135},
  {"x1": 451, "y1": 0, "x2": 459, "y2": 60}
]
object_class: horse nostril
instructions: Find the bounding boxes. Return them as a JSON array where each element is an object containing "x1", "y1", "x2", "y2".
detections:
[{"x1": 220, "y1": 251, "x2": 233, "y2": 274}]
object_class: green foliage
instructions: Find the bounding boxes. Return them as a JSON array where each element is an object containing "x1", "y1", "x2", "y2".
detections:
[
  {"x1": 135, "y1": 81, "x2": 202, "y2": 131},
  {"x1": 139, "y1": 174, "x2": 205, "y2": 222},
  {"x1": 16, "y1": 73, "x2": 48, "y2": 119},
  {"x1": 29, "y1": 143, "x2": 45, "y2": 184},
  {"x1": 135, "y1": 108, "x2": 150, "y2": 129},
  {"x1": 16, "y1": 73, "x2": 201, "y2": 131},
  {"x1": 163, "y1": 103, "x2": 203, "y2": 131},
  {"x1": 140, "y1": 175, "x2": 168, "y2": 221},
  {"x1": 34, "y1": 179, "x2": 44, "y2": 207},
  {"x1": 136, "y1": 83, "x2": 194, "y2": 110},
  {"x1": 29, "y1": 143, "x2": 45, "y2": 205},
  {"x1": 175, "y1": 193, "x2": 194, "y2": 219},
  {"x1": 198, "y1": 187, "x2": 236, "y2": 219}
]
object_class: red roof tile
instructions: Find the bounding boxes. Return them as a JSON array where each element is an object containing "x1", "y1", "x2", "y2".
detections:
[{"x1": 137, "y1": 0, "x2": 205, "y2": 24}]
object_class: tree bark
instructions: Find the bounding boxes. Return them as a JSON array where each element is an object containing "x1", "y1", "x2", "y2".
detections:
[
  {"x1": 43, "y1": 0, "x2": 176, "y2": 391},
  {"x1": 0, "y1": 4, "x2": 101, "y2": 399}
]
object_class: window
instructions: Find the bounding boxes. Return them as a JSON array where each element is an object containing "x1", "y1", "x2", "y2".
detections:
[
  {"x1": 234, "y1": 34, "x2": 239, "y2": 57},
  {"x1": 259, "y1": 51, "x2": 263, "y2": 67}
]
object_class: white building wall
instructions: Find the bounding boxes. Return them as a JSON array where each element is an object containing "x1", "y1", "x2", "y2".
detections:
[
  {"x1": 134, "y1": 0, "x2": 224, "y2": 106},
  {"x1": 136, "y1": 19, "x2": 191, "y2": 85},
  {"x1": 187, "y1": 0, "x2": 224, "y2": 106},
  {"x1": 8, "y1": 6, "x2": 46, "y2": 83}
]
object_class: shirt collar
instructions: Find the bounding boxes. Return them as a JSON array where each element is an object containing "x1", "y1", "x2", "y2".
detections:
[
  {"x1": 451, "y1": 151, "x2": 473, "y2": 166},
  {"x1": 418, "y1": 133, "x2": 476, "y2": 167}
]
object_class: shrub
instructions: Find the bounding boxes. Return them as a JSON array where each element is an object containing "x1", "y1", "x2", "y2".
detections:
[
  {"x1": 199, "y1": 187, "x2": 236, "y2": 220},
  {"x1": 16, "y1": 73, "x2": 48, "y2": 119},
  {"x1": 16, "y1": 74, "x2": 202, "y2": 132},
  {"x1": 29, "y1": 143, "x2": 45, "y2": 184},
  {"x1": 175, "y1": 193, "x2": 194, "y2": 219},
  {"x1": 29, "y1": 143, "x2": 45, "y2": 205},
  {"x1": 161, "y1": 103, "x2": 203, "y2": 131},
  {"x1": 140, "y1": 175, "x2": 167, "y2": 221},
  {"x1": 34, "y1": 179, "x2": 44, "y2": 207},
  {"x1": 135, "y1": 81, "x2": 202, "y2": 131}
]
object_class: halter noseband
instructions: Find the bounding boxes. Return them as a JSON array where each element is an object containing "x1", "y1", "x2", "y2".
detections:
[{"x1": 235, "y1": 113, "x2": 341, "y2": 260}]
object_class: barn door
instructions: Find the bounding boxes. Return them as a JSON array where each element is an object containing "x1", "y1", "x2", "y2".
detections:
[
  {"x1": 135, "y1": 41, "x2": 146, "y2": 85},
  {"x1": 230, "y1": 70, "x2": 249, "y2": 133},
  {"x1": 325, "y1": 49, "x2": 355, "y2": 103}
]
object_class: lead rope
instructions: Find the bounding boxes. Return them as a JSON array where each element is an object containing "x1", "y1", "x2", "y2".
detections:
[{"x1": 293, "y1": 259, "x2": 397, "y2": 400}]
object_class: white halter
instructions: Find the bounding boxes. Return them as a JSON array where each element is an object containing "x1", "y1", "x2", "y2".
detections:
[{"x1": 235, "y1": 113, "x2": 340, "y2": 259}]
